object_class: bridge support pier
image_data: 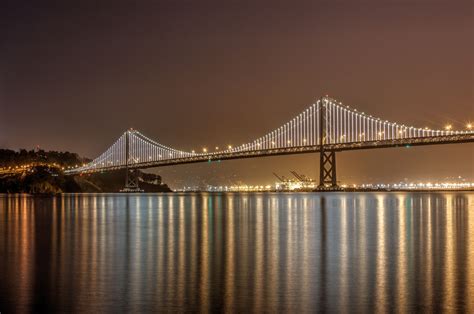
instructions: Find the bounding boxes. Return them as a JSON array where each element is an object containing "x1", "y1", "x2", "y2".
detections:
[
  {"x1": 317, "y1": 151, "x2": 339, "y2": 190},
  {"x1": 122, "y1": 168, "x2": 142, "y2": 192}
]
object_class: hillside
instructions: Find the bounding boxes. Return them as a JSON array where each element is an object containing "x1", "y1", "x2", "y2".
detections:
[{"x1": 0, "y1": 149, "x2": 171, "y2": 194}]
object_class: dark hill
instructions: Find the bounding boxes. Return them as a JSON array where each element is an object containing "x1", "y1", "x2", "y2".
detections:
[{"x1": 0, "y1": 149, "x2": 172, "y2": 194}]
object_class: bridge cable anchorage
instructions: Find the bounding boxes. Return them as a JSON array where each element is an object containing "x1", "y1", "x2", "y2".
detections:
[{"x1": 64, "y1": 96, "x2": 474, "y2": 190}]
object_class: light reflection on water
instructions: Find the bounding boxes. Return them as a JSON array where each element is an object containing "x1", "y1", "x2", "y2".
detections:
[{"x1": 0, "y1": 192, "x2": 473, "y2": 313}]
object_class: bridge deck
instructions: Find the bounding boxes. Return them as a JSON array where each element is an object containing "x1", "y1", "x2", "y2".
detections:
[{"x1": 69, "y1": 134, "x2": 474, "y2": 174}]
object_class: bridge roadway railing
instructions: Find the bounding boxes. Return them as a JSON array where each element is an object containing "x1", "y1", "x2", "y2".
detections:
[{"x1": 68, "y1": 133, "x2": 474, "y2": 174}]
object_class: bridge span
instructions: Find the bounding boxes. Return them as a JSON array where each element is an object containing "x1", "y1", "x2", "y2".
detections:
[{"x1": 66, "y1": 96, "x2": 474, "y2": 191}]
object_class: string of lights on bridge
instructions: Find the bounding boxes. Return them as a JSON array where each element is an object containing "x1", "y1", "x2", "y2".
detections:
[{"x1": 66, "y1": 97, "x2": 473, "y2": 174}]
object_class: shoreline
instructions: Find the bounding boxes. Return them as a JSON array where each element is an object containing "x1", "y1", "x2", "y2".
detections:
[{"x1": 1, "y1": 189, "x2": 473, "y2": 196}]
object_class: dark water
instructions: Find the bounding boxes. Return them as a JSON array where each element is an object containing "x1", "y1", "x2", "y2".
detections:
[{"x1": 0, "y1": 192, "x2": 473, "y2": 313}]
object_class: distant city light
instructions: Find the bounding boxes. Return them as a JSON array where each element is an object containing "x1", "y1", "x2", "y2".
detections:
[{"x1": 196, "y1": 181, "x2": 474, "y2": 193}]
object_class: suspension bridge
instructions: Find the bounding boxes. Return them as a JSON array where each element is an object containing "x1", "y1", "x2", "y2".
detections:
[{"x1": 66, "y1": 96, "x2": 474, "y2": 191}]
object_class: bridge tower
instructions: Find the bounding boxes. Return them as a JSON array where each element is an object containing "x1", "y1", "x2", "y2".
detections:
[
  {"x1": 318, "y1": 97, "x2": 338, "y2": 190},
  {"x1": 122, "y1": 130, "x2": 142, "y2": 192}
]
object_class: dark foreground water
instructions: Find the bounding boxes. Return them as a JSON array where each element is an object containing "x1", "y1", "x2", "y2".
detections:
[{"x1": 0, "y1": 192, "x2": 473, "y2": 313}]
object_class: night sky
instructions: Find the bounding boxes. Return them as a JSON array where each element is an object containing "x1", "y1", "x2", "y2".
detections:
[{"x1": 1, "y1": 0, "x2": 473, "y2": 188}]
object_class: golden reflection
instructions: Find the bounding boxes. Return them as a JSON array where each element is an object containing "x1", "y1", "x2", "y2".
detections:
[
  {"x1": 224, "y1": 193, "x2": 235, "y2": 311},
  {"x1": 128, "y1": 195, "x2": 143, "y2": 308},
  {"x1": 60, "y1": 194, "x2": 67, "y2": 292},
  {"x1": 424, "y1": 195, "x2": 434, "y2": 309},
  {"x1": 300, "y1": 195, "x2": 311, "y2": 309},
  {"x1": 238, "y1": 193, "x2": 250, "y2": 307},
  {"x1": 375, "y1": 194, "x2": 388, "y2": 313},
  {"x1": 146, "y1": 195, "x2": 154, "y2": 291},
  {"x1": 285, "y1": 195, "x2": 296, "y2": 309},
  {"x1": 443, "y1": 194, "x2": 456, "y2": 311},
  {"x1": 356, "y1": 194, "x2": 368, "y2": 312},
  {"x1": 253, "y1": 194, "x2": 264, "y2": 312},
  {"x1": 190, "y1": 194, "x2": 198, "y2": 302},
  {"x1": 177, "y1": 195, "x2": 185, "y2": 304},
  {"x1": 157, "y1": 195, "x2": 165, "y2": 305},
  {"x1": 338, "y1": 195, "x2": 349, "y2": 313},
  {"x1": 89, "y1": 195, "x2": 99, "y2": 302},
  {"x1": 467, "y1": 194, "x2": 474, "y2": 312},
  {"x1": 51, "y1": 196, "x2": 58, "y2": 283},
  {"x1": 267, "y1": 194, "x2": 280, "y2": 312},
  {"x1": 199, "y1": 194, "x2": 210, "y2": 313},
  {"x1": 167, "y1": 194, "x2": 176, "y2": 299},
  {"x1": 396, "y1": 194, "x2": 408, "y2": 313},
  {"x1": 18, "y1": 196, "x2": 34, "y2": 312}
]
